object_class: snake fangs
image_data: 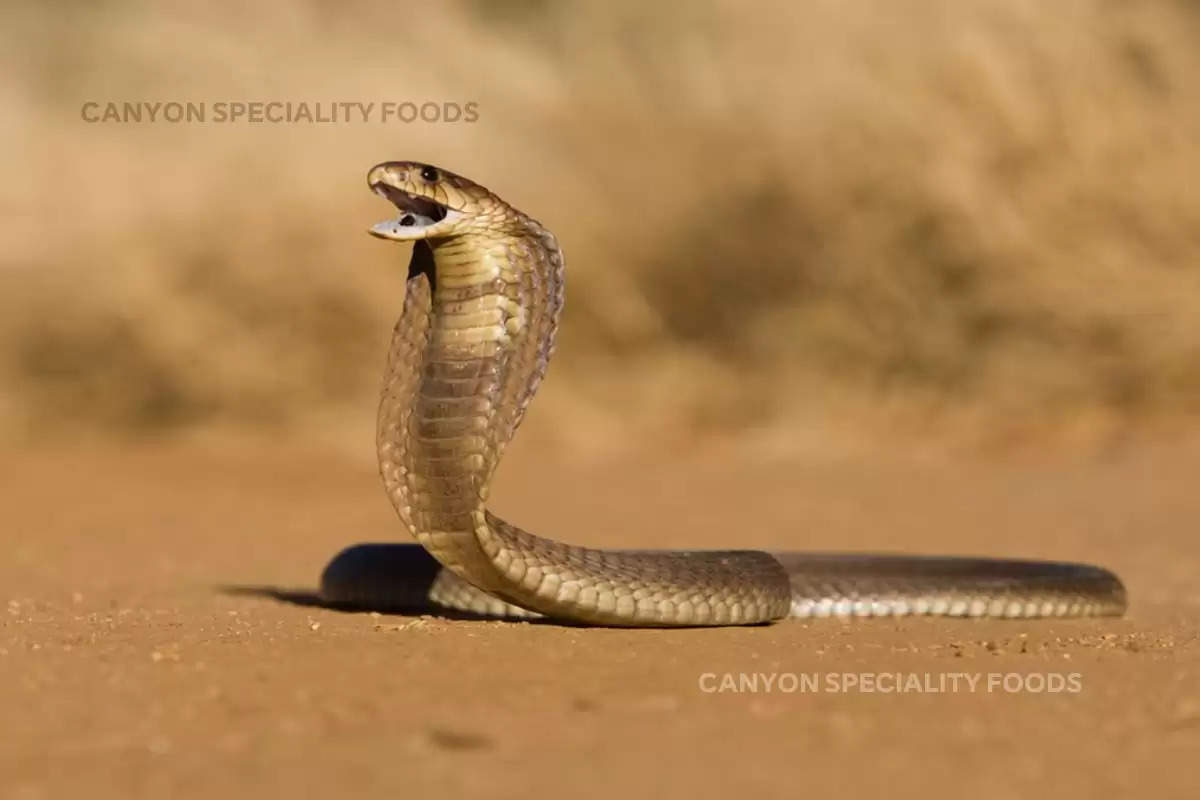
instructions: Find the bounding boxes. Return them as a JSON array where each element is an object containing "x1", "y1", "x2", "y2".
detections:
[{"x1": 317, "y1": 160, "x2": 1127, "y2": 627}]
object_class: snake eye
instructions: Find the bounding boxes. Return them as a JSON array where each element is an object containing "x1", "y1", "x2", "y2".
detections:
[{"x1": 420, "y1": 166, "x2": 439, "y2": 183}]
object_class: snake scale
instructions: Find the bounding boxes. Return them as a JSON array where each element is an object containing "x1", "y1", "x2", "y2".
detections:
[{"x1": 318, "y1": 161, "x2": 1127, "y2": 627}]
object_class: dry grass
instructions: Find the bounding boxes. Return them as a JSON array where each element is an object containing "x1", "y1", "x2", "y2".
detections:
[{"x1": 3, "y1": 0, "x2": 1199, "y2": 451}]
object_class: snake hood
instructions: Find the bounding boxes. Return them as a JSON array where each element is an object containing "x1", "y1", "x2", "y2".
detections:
[{"x1": 367, "y1": 160, "x2": 518, "y2": 241}]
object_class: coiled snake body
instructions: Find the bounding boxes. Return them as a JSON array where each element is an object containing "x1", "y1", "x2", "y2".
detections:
[{"x1": 319, "y1": 161, "x2": 1126, "y2": 627}]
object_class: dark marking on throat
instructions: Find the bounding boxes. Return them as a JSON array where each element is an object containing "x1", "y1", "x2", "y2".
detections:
[{"x1": 408, "y1": 240, "x2": 437, "y2": 295}]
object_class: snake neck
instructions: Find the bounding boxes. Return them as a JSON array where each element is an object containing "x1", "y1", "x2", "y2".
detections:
[{"x1": 378, "y1": 222, "x2": 565, "y2": 603}]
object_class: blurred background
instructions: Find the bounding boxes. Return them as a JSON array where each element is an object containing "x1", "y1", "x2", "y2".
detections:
[{"x1": 4, "y1": 0, "x2": 1199, "y2": 457}]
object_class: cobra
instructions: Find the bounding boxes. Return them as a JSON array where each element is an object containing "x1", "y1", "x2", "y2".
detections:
[{"x1": 318, "y1": 161, "x2": 1126, "y2": 627}]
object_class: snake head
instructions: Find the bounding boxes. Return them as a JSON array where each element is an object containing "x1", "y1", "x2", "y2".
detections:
[{"x1": 367, "y1": 161, "x2": 503, "y2": 241}]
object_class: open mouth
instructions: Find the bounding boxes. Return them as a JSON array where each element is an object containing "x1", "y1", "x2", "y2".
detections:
[{"x1": 369, "y1": 182, "x2": 452, "y2": 238}]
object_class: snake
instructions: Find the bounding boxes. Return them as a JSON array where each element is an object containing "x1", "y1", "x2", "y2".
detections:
[{"x1": 317, "y1": 160, "x2": 1127, "y2": 627}]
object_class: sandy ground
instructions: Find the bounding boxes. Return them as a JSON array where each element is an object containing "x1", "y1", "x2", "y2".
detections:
[{"x1": 2, "y1": 436, "x2": 1198, "y2": 799}]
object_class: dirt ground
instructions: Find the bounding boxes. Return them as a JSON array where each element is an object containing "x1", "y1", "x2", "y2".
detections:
[{"x1": 2, "y1": 436, "x2": 1197, "y2": 799}]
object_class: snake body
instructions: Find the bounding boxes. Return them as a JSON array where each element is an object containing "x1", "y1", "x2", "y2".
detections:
[{"x1": 318, "y1": 161, "x2": 1126, "y2": 626}]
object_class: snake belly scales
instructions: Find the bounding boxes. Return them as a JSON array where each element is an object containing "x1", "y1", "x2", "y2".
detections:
[{"x1": 317, "y1": 161, "x2": 1126, "y2": 627}]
